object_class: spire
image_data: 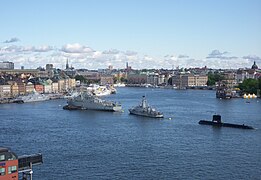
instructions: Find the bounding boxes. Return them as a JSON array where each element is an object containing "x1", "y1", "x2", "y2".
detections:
[
  {"x1": 66, "y1": 59, "x2": 69, "y2": 69},
  {"x1": 251, "y1": 61, "x2": 258, "y2": 69}
]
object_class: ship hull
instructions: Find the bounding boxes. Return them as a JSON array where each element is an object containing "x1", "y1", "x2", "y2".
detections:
[
  {"x1": 198, "y1": 120, "x2": 254, "y2": 129},
  {"x1": 15, "y1": 95, "x2": 49, "y2": 103},
  {"x1": 129, "y1": 109, "x2": 164, "y2": 118},
  {"x1": 67, "y1": 99, "x2": 121, "y2": 112}
]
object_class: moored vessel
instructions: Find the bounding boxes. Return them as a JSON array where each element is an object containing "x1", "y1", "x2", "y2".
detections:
[
  {"x1": 64, "y1": 91, "x2": 122, "y2": 112},
  {"x1": 14, "y1": 91, "x2": 49, "y2": 103},
  {"x1": 129, "y1": 96, "x2": 164, "y2": 118}
]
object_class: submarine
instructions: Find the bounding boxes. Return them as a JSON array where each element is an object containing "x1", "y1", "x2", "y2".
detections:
[{"x1": 199, "y1": 115, "x2": 254, "y2": 130}]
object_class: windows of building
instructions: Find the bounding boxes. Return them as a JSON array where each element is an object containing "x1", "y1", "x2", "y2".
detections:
[
  {"x1": 0, "y1": 167, "x2": 5, "y2": 176},
  {"x1": 8, "y1": 165, "x2": 17, "y2": 174},
  {"x1": 0, "y1": 155, "x2": 5, "y2": 161}
]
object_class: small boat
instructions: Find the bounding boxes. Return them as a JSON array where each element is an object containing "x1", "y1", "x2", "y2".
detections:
[
  {"x1": 129, "y1": 96, "x2": 164, "y2": 118},
  {"x1": 199, "y1": 115, "x2": 254, "y2": 129}
]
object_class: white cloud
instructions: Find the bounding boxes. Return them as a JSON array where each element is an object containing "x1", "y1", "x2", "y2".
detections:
[
  {"x1": 206, "y1": 49, "x2": 237, "y2": 59},
  {"x1": 102, "y1": 49, "x2": 120, "y2": 54},
  {"x1": 1, "y1": 43, "x2": 260, "y2": 69},
  {"x1": 34, "y1": 45, "x2": 54, "y2": 52},
  {"x1": 61, "y1": 43, "x2": 94, "y2": 53}
]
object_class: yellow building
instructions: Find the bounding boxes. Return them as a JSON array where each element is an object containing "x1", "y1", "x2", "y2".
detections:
[
  {"x1": 25, "y1": 83, "x2": 35, "y2": 94},
  {"x1": 11, "y1": 83, "x2": 19, "y2": 97},
  {"x1": 172, "y1": 74, "x2": 208, "y2": 88},
  {"x1": 68, "y1": 78, "x2": 76, "y2": 88}
]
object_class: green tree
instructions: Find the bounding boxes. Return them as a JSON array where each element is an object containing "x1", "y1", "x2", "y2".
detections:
[
  {"x1": 75, "y1": 75, "x2": 87, "y2": 83},
  {"x1": 238, "y1": 79, "x2": 259, "y2": 94},
  {"x1": 120, "y1": 77, "x2": 128, "y2": 83},
  {"x1": 207, "y1": 72, "x2": 224, "y2": 86}
]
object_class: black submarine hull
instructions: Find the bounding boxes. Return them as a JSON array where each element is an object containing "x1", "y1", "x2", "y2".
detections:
[{"x1": 199, "y1": 120, "x2": 254, "y2": 129}]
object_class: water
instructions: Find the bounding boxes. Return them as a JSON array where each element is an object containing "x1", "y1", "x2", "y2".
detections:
[{"x1": 1, "y1": 88, "x2": 260, "y2": 179}]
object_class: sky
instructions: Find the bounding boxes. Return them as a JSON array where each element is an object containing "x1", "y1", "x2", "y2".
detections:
[{"x1": 0, "y1": 0, "x2": 261, "y2": 70}]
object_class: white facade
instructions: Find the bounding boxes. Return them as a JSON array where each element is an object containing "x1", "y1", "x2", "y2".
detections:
[
  {"x1": 44, "y1": 85, "x2": 52, "y2": 93},
  {"x1": 0, "y1": 85, "x2": 11, "y2": 97},
  {"x1": 52, "y1": 82, "x2": 59, "y2": 93}
]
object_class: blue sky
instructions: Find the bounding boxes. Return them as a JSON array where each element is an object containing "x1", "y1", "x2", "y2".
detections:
[{"x1": 1, "y1": 0, "x2": 261, "y2": 69}]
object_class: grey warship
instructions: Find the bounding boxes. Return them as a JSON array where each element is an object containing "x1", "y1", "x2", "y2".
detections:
[
  {"x1": 64, "y1": 91, "x2": 122, "y2": 112},
  {"x1": 129, "y1": 96, "x2": 164, "y2": 118}
]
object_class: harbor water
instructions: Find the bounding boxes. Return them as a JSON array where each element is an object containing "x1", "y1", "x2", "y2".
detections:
[{"x1": 1, "y1": 87, "x2": 260, "y2": 179}]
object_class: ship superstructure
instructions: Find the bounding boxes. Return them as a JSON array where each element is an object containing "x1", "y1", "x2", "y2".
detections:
[
  {"x1": 66, "y1": 91, "x2": 122, "y2": 112},
  {"x1": 129, "y1": 96, "x2": 164, "y2": 118}
]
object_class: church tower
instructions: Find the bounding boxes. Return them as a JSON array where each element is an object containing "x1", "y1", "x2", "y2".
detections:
[
  {"x1": 251, "y1": 61, "x2": 258, "y2": 70},
  {"x1": 66, "y1": 59, "x2": 69, "y2": 69}
]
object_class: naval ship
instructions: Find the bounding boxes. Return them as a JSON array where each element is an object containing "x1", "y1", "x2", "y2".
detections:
[
  {"x1": 64, "y1": 91, "x2": 122, "y2": 112},
  {"x1": 129, "y1": 96, "x2": 164, "y2": 118},
  {"x1": 13, "y1": 91, "x2": 49, "y2": 103}
]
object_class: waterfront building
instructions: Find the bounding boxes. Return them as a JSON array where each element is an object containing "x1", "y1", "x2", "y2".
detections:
[
  {"x1": 68, "y1": 78, "x2": 76, "y2": 89},
  {"x1": 127, "y1": 73, "x2": 148, "y2": 84},
  {"x1": 0, "y1": 85, "x2": 11, "y2": 98},
  {"x1": 17, "y1": 82, "x2": 26, "y2": 95},
  {"x1": 100, "y1": 76, "x2": 114, "y2": 85},
  {"x1": 58, "y1": 78, "x2": 75, "y2": 92},
  {"x1": 58, "y1": 79, "x2": 68, "y2": 92},
  {"x1": 25, "y1": 83, "x2": 35, "y2": 94},
  {"x1": 158, "y1": 74, "x2": 166, "y2": 85},
  {"x1": 222, "y1": 72, "x2": 237, "y2": 88},
  {"x1": 172, "y1": 73, "x2": 208, "y2": 88},
  {"x1": 44, "y1": 84, "x2": 52, "y2": 93},
  {"x1": 52, "y1": 82, "x2": 59, "y2": 93},
  {"x1": 147, "y1": 73, "x2": 161, "y2": 86},
  {"x1": 34, "y1": 84, "x2": 44, "y2": 93},
  {"x1": 0, "y1": 61, "x2": 14, "y2": 70},
  {"x1": 194, "y1": 75, "x2": 208, "y2": 86},
  {"x1": 11, "y1": 83, "x2": 19, "y2": 97}
]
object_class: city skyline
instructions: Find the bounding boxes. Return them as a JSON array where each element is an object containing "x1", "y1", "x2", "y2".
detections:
[{"x1": 1, "y1": 0, "x2": 261, "y2": 69}]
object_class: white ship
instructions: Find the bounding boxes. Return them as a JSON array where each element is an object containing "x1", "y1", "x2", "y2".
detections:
[
  {"x1": 14, "y1": 91, "x2": 49, "y2": 103},
  {"x1": 129, "y1": 96, "x2": 164, "y2": 118},
  {"x1": 87, "y1": 84, "x2": 112, "y2": 96},
  {"x1": 65, "y1": 91, "x2": 122, "y2": 112},
  {"x1": 113, "y1": 83, "x2": 126, "y2": 87}
]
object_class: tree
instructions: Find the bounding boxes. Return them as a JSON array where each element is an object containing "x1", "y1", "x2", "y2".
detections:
[
  {"x1": 238, "y1": 78, "x2": 259, "y2": 94},
  {"x1": 207, "y1": 72, "x2": 224, "y2": 86},
  {"x1": 120, "y1": 77, "x2": 128, "y2": 83},
  {"x1": 75, "y1": 75, "x2": 87, "y2": 83}
]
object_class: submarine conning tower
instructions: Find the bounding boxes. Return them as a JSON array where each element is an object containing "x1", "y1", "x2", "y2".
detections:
[{"x1": 212, "y1": 114, "x2": 222, "y2": 123}]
